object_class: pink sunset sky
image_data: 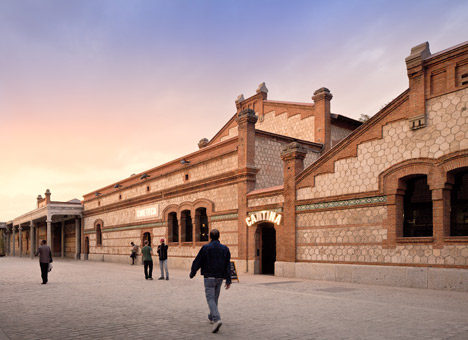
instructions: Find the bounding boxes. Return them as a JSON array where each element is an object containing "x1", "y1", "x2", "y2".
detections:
[{"x1": 1, "y1": 0, "x2": 468, "y2": 221}]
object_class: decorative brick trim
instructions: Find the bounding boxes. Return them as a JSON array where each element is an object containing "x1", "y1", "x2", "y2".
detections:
[
  {"x1": 296, "y1": 196, "x2": 386, "y2": 211},
  {"x1": 297, "y1": 90, "x2": 410, "y2": 188},
  {"x1": 84, "y1": 173, "x2": 238, "y2": 217}
]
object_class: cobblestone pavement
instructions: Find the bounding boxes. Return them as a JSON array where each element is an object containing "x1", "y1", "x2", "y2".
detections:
[{"x1": 1, "y1": 257, "x2": 468, "y2": 340}]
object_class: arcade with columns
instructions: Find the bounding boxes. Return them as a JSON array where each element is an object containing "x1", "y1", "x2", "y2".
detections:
[{"x1": 2, "y1": 190, "x2": 83, "y2": 260}]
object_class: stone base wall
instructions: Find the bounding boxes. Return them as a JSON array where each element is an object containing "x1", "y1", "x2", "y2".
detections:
[{"x1": 275, "y1": 261, "x2": 468, "y2": 291}]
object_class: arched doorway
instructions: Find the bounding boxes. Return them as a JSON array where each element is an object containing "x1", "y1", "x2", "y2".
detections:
[
  {"x1": 255, "y1": 222, "x2": 276, "y2": 275},
  {"x1": 142, "y1": 232, "x2": 151, "y2": 247}
]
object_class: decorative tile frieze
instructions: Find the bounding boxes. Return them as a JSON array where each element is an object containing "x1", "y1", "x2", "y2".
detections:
[{"x1": 296, "y1": 196, "x2": 386, "y2": 211}]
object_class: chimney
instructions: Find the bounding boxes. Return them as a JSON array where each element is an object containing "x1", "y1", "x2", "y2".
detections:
[
  {"x1": 37, "y1": 195, "x2": 43, "y2": 208},
  {"x1": 405, "y1": 41, "x2": 431, "y2": 120},
  {"x1": 312, "y1": 87, "x2": 333, "y2": 151},
  {"x1": 45, "y1": 189, "x2": 51, "y2": 204}
]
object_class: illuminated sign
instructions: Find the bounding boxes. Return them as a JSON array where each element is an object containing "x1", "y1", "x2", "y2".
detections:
[
  {"x1": 246, "y1": 210, "x2": 282, "y2": 226},
  {"x1": 136, "y1": 205, "x2": 159, "y2": 219}
]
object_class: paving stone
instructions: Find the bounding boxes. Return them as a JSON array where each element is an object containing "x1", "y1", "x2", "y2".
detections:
[{"x1": 1, "y1": 257, "x2": 468, "y2": 339}]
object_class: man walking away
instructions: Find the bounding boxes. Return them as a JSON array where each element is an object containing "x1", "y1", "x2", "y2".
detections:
[
  {"x1": 35, "y1": 240, "x2": 52, "y2": 284},
  {"x1": 157, "y1": 238, "x2": 169, "y2": 280},
  {"x1": 189, "y1": 229, "x2": 231, "y2": 333},
  {"x1": 130, "y1": 242, "x2": 138, "y2": 265},
  {"x1": 141, "y1": 240, "x2": 153, "y2": 280}
]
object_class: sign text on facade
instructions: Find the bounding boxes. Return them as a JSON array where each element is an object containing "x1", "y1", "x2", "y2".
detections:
[
  {"x1": 136, "y1": 205, "x2": 159, "y2": 219},
  {"x1": 246, "y1": 210, "x2": 282, "y2": 226}
]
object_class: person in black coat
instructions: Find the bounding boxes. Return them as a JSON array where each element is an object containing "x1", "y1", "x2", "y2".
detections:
[{"x1": 190, "y1": 229, "x2": 231, "y2": 333}]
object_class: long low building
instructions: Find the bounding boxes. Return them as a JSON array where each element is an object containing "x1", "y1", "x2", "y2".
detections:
[{"x1": 2, "y1": 40, "x2": 468, "y2": 291}]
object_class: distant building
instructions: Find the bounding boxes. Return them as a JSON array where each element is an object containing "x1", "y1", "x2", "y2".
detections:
[
  {"x1": 4, "y1": 40, "x2": 468, "y2": 291},
  {"x1": 3, "y1": 190, "x2": 82, "y2": 259}
]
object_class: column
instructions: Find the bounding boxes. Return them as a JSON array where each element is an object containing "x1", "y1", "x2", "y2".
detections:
[
  {"x1": 80, "y1": 218, "x2": 86, "y2": 260},
  {"x1": 75, "y1": 218, "x2": 81, "y2": 260},
  {"x1": 12, "y1": 226, "x2": 16, "y2": 256},
  {"x1": 47, "y1": 220, "x2": 52, "y2": 253},
  {"x1": 4, "y1": 229, "x2": 8, "y2": 255},
  {"x1": 18, "y1": 226, "x2": 23, "y2": 257},
  {"x1": 178, "y1": 212, "x2": 182, "y2": 245},
  {"x1": 30, "y1": 221, "x2": 35, "y2": 259},
  {"x1": 61, "y1": 221, "x2": 65, "y2": 258}
]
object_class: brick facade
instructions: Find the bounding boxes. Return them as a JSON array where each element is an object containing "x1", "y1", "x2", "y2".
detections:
[{"x1": 6, "y1": 40, "x2": 465, "y2": 291}]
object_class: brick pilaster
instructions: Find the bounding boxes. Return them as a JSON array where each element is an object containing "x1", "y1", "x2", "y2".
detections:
[
  {"x1": 236, "y1": 108, "x2": 258, "y2": 271},
  {"x1": 280, "y1": 142, "x2": 307, "y2": 262}
]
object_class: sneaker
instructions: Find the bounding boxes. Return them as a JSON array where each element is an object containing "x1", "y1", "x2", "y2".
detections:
[
  {"x1": 166, "y1": 277, "x2": 169, "y2": 280},
  {"x1": 212, "y1": 320, "x2": 222, "y2": 333},
  {"x1": 148, "y1": 277, "x2": 153, "y2": 280},
  {"x1": 158, "y1": 277, "x2": 164, "y2": 280}
]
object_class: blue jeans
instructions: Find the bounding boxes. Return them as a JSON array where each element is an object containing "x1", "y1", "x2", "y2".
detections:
[
  {"x1": 204, "y1": 277, "x2": 223, "y2": 322},
  {"x1": 159, "y1": 260, "x2": 169, "y2": 278}
]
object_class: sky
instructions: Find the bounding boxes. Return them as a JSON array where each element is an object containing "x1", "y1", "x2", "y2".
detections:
[{"x1": 1, "y1": 0, "x2": 467, "y2": 221}]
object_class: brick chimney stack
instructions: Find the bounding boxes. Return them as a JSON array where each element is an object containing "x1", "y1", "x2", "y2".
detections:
[
  {"x1": 405, "y1": 42, "x2": 431, "y2": 120},
  {"x1": 312, "y1": 87, "x2": 333, "y2": 151},
  {"x1": 37, "y1": 195, "x2": 43, "y2": 208},
  {"x1": 45, "y1": 189, "x2": 51, "y2": 204}
]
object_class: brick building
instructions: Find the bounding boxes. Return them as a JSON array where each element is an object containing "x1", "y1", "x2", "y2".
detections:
[{"x1": 3, "y1": 40, "x2": 468, "y2": 290}]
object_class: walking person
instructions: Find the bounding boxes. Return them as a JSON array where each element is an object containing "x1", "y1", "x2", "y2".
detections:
[
  {"x1": 189, "y1": 229, "x2": 231, "y2": 333},
  {"x1": 34, "y1": 240, "x2": 53, "y2": 284},
  {"x1": 157, "y1": 238, "x2": 169, "y2": 280},
  {"x1": 141, "y1": 240, "x2": 153, "y2": 280},
  {"x1": 130, "y1": 242, "x2": 138, "y2": 265}
]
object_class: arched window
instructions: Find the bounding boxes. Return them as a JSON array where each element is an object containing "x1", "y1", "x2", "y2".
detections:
[
  {"x1": 403, "y1": 175, "x2": 433, "y2": 237},
  {"x1": 168, "y1": 212, "x2": 178, "y2": 243},
  {"x1": 195, "y1": 208, "x2": 209, "y2": 242},
  {"x1": 450, "y1": 168, "x2": 468, "y2": 236},
  {"x1": 96, "y1": 223, "x2": 102, "y2": 246},
  {"x1": 181, "y1": 210, "x2": 193, "y2": 242}
]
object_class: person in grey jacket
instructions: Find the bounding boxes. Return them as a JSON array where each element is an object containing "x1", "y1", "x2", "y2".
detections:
[{"x1": 35, "y1": 240, "x2": 53, "y2": 284}]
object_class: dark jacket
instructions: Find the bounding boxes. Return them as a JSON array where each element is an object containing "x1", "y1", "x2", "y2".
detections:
[
  {"x1": 157, "y1": 244, "x2": 168, "y2": 261},
  {"x1": 190, "y1": 240, "x2": 231, "y2": 285},
  {"x1": 35, "y1": 245, "x2": 52, "y2": 264}
]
